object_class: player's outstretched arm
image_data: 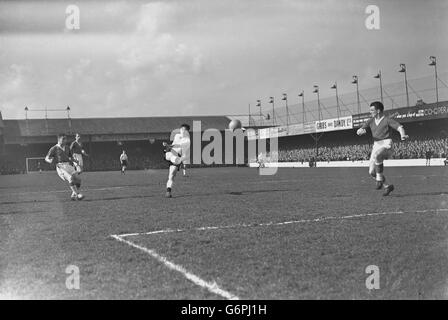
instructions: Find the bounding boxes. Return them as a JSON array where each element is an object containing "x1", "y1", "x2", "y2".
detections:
[
  {"x1": 45, "y1": 147, "x2": 55, "y2": 164},
  {"x1": 388, "y1": 118, "x2": 408, "y2": 140},
  {"x1": 397, "y1": 126, "x2": 409, "y2": 140}
]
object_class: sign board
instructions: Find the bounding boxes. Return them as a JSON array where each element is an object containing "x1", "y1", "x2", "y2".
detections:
[
  {"x1": 353, "y1": 102, "x2": 448, "y2": 127},
  {"x1": 315, "y1": 116, "x2": 353, "y2": 132}
]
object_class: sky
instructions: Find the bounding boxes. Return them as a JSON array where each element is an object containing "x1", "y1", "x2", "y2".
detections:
[{"x1": 0, "y1": 0, "x2": 447, "y2": 119}]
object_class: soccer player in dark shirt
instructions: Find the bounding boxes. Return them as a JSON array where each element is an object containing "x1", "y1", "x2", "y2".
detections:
[
  {"x1": 45, "y1": 133, "x2": 84, "y2": 200},
  {"x1": 70, "y1": 133, "x2": 89, "y2": 173},
  {"x1": 357, "y1": 101, "x2": 409, "y2": 196}
]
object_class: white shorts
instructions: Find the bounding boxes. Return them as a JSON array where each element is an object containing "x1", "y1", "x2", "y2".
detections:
[
  {"x1": 370, "y1": 139, "x2": 393, "y2": 165},
  {"x1": 73, "y1": 153, "x2": 83, "y2": 167},
  {"x1": 56, "y1": 162, "x2": 77, "y2": 183}
]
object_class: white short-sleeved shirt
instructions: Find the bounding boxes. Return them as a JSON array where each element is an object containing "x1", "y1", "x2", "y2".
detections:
[{"x1": 172, "y1": 133, "x2": 191, "y2": 164}]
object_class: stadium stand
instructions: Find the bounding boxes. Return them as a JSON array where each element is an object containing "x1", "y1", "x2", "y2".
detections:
[
  {"x1": 1, "y1": 107, "x2": 447, "y2": 174},
  {"x1": 0, "y1": 116, "x2": 231, "y2": 174}
]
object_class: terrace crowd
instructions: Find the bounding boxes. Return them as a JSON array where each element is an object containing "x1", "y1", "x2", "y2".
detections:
[{"x1": 277, "y1": 137, "x2": 448, "y2": 162}]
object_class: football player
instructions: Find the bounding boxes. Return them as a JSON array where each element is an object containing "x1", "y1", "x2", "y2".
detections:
[
  {"x1": 70, "y1": 133, "x2": 89, "y2": 173},
  {"x1": 45, "y1": 133, "x2": 84, "y2": 200},
  {"x1": 163, "y1": 124, "x2": 191, "y2": 198},
  {"x1": 357, "y1": 101, "x2": 408, "y2": 196},
  {"x1": 120, "y1": 150, "x2": 128, "y2": 174}
]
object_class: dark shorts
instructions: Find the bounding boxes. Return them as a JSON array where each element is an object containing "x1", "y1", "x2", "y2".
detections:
[
  {"x1": 121, "y1": 160, "x2": 128, "y2": 167},
  {"x1": 164, "y1": 153, "x2": 182, "y2": 170}
]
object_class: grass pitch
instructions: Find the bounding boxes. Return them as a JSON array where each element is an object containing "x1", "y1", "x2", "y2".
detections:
[{"x1": 1, "y1": 166, "x2": 447, "y2": 299}]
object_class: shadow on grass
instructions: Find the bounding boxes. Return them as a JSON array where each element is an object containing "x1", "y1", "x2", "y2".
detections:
[{"x1": 390, "y1": 191, "x2": 448, "y2": 198}]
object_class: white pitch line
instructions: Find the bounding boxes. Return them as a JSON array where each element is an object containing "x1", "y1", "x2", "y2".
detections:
[
  {"x1": 0, "y1": 185, "x2": 133, "y2": 196},
  {"x1": 116, "y1": 208, "x2": 448, "y2": 238},
  {"x1": 111, "y1": 234, "x2": 240, "y2": 300}
]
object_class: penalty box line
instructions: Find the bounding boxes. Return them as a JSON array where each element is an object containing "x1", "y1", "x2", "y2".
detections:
[
  {"x1": 111, "y1": 234, "x2": 240, "y2": 300},
  {"x1": 115, "y1": 208, "x2": 448, "y2": 238}
]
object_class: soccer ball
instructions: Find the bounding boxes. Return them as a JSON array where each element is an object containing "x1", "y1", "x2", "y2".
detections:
[
  {"x1": 228, "y1": 119, "x2": 242, "y2": 131},
  {"x1": 77, "y1": 193, "x2": 84, "y2": 200}
]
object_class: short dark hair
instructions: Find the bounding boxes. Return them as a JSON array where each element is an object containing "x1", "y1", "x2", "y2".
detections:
[
  {"x1": 370, "y1": 101, "x2": 384, "y2": 112},
  {"x1": 181, "y1": 123, "x2": 190, "y2": 131},
  {"x1": 57, "y1": 133, "x2": 66, "y2": 139}
]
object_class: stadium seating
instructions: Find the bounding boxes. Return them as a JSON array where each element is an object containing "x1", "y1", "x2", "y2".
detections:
[
  {"x1": 1, "y1": 117, "x2": 447, "y2": 174},
  {"x1": 1, "y1": 135, "x2": 446, "y2": 174},
  {"x1": 276, "y1": 137, "x2": 448, "y2": 162}
]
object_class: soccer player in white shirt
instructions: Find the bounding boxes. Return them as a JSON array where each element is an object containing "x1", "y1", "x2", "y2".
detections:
[
  {"x1": 257, "y1": 152, "x2": 265, "y2": 170},
  {"x1": 120, "y1": 151, "x2": 128, "y2": 174},
  {"x1": 163, "y1": 124, "x2": 191, "y2": 198}
]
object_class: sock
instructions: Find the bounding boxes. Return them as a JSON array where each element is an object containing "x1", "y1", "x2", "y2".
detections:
[
  {"x1": 70, "y1": 185, "x2": 78, "y2": 195},
  {"x1": 375, "y1": 164, "x2": 384, "y2": 181}
]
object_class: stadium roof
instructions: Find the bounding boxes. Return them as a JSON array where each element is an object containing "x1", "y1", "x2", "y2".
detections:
[{"x1": 2, "y1": 116, "x2": 231, "y2": 138}]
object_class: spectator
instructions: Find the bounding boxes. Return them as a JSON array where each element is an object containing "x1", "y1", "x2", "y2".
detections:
[
  {"x1": 425, "y1": 149, "x2": 432, "y2": 166},
  {"x1": 277, "y1": 137, "x2": 448, "y2": 163}
]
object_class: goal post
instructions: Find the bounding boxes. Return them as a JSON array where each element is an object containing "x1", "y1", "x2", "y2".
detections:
[{"x1": 25, "y1": 157, "x2": 52, "y2": 174}]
